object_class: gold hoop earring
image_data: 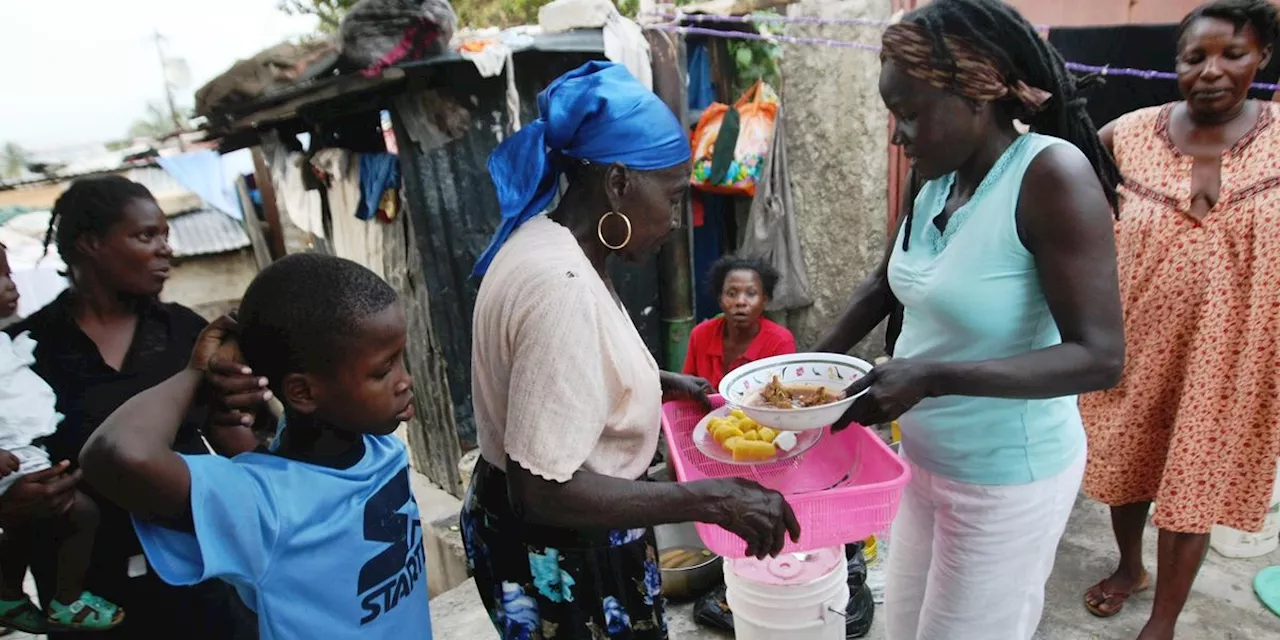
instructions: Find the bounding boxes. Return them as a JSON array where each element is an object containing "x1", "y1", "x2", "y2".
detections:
[{"x1": 597, "y1": 211, "x2": 632, "y2": 251}]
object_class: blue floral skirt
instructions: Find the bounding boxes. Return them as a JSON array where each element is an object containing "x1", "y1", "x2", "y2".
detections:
[{"x1": 461, "y1": 458, "x2": 668, "y2": 640}]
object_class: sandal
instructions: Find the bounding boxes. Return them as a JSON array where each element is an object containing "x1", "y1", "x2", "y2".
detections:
[
  {"x1": 1084, "y1": 573, "x2": 1151, "y2": 618},
  {"x1": 0, "y1": 596, "x2": 48, "y2": 633},
  {"x1": 47, "y1": 591, "x2": 125, "y2": 631}
]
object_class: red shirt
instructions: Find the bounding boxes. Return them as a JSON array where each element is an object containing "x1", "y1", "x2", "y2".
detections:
[{"x1": 682, "y1": 316, "x2": 797, "y2": 390}]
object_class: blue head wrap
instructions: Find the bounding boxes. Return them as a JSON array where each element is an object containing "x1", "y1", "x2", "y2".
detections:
[{"x1": 473, "y1": 61, "x2": 691, "y2": 277}]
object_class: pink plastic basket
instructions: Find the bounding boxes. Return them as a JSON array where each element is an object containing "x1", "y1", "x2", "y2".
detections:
[{"x1": 661, "y1": 395, "x2": 910, "y2": 558}]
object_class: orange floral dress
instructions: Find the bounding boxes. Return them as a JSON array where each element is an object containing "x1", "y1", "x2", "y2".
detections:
[{"x1": 1080, "y1": 102, "x2": 1280, "y2": 534}]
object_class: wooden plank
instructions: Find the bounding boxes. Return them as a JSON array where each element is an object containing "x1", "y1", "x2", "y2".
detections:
[
  {"x1": 214, "y1": 69, "x2": 407, "y2": 138},
  {"x1": 250, "y1": 147, "x2": 288, "y2": 260},
  {"x1": 235, "y1": 176, "x2": 274, "y2": 270},
  {"x1": 381, "y1": 199, "x2": 465, "y2": 497}
]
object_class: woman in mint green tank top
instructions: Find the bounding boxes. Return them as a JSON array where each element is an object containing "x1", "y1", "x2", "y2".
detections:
[{"x1": 814, "y1": 2, "x2": 1125, "y2": 639}]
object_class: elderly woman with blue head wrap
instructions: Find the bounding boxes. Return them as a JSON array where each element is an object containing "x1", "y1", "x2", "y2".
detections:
[{"x1": 462, "y1": 62, "x2": 800, "y2": 638}]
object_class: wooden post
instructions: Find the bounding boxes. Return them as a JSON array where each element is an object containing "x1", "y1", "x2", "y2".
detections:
[
  {"x1": 647, "y1": 29, "x2": 697, "y2": 371},
  {"x1": 250, "y1": 147, "x2": 287, "y2": 260},
  {"x1": 235, "y1": 176, "x2": 274, "y2": 269}
]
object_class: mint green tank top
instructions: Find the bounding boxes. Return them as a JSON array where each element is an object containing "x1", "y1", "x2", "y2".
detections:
[{"x1": 887, "y1": 133, "x2": 1084, "y2": 486}]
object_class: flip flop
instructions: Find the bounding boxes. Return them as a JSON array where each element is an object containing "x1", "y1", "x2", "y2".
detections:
[
  {"x1": 1255, "y1": 565, "x2": 1280, "y2": 618},
  {"x1": 1084, "y1": 573, "x2": 1151, "y2": 618},
  {"x1": 0, "y1": 597, "x2": 47, "y2": 634}
]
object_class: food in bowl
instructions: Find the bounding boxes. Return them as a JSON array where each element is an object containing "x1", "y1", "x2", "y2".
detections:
[
  {"x1": 752, "y1": 375, "x2": 844, "y2": 409},
  {"x1": 708, "y1": 409, "x2": 800, "y2": 462},
  {"x1": 659, "y1": 546, "x2": 715, "y2": 570},
  {"x1": 718, "y1": 353, "x2": 873, "y2": 431}
]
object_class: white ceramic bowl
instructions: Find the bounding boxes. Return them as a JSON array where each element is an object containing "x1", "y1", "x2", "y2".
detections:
[{"x1": 717, "y1": 352, "x2": 872, "y2": 431}]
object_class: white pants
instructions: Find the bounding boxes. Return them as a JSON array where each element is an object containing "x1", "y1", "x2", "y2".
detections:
[{"x1": 885, "y1": 448, "x2": 1085, "y2": 640}]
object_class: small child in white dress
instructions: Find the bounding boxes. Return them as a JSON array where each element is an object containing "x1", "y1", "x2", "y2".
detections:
[{"x1": 0, "y1": 244, "x2": 124, "y2": 633}]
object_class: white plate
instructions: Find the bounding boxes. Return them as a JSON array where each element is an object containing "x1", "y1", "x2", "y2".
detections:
[{"x1": 691, "y1": 406, "x2": 824, "y2": 466}]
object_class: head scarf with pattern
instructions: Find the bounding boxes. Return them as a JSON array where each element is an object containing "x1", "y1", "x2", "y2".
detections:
[{"x1": 880, "y1": 22, "x2": 1052, "y2": 114}]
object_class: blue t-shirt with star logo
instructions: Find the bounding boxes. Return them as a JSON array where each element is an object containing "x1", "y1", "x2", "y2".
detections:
[{"x1": 133, "y1": 434, "x2": 432, "y2": 639}]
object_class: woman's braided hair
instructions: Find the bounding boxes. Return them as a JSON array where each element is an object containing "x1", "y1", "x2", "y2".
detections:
[
  {"x1": 903, "y1": 0, "x2": 1122, "y2": 210},
  {"x1": 44, "y1": 175, "x2": 157, "y2": 267}
]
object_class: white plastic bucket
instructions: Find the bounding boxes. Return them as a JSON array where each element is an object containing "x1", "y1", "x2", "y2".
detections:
[
  {"x1": 1210, "y1": 461, "x2": 1280, "y2": 559},
  {"x1": 723, "y1": 547, "x2": 849, "y2": 640}
]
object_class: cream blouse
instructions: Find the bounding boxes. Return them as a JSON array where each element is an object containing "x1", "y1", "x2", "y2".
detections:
[{"x1": 471, "y1": 215, "x2": 663, "y2": 483}]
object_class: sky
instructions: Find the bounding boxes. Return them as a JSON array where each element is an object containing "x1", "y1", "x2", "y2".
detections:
[{"x1": 0, "y1": 0, "x2": 319, "y2": 153}]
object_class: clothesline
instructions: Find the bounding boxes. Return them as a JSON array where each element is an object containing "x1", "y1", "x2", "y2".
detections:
[
  {"x1": 644, "y1": 11, "x2": 1052, "y2": 32},
  {"x1": 648, "y1": 23, "x2": 1280, "y2": 93}
]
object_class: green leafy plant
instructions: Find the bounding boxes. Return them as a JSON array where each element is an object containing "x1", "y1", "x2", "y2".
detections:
[{"x1": 728, "y1": 13, "x2": 782, "y2": 95}]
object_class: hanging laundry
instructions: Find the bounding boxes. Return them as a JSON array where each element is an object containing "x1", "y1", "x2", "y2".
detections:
[
  {"x1": 261, "y1": 132, "x2": 325, "y2": 239},
  {"x1": 602, "y1": 12, "x2": 652, "y2": 90},
  {"x1": 457, "y1": 37, "x2": 511, "y2": 78},
  {"x1": 740, "y1": 106, "x2": 813, "y2": 311},
  {"x1": 538, "y1": 0, "x2": 652, "y2": 89},
  {"x1": 687, "y1": 41, "x2": 715, "y2": 112},
  {"x1": 311, "y1": 149, "x2": 360, "y2": 220},
  {"x1": 358, "y1": 153, "x2": 401, "y2": 221},
  {"x1": 313, "y1": 149, "x2": 388, "y2": 279}
]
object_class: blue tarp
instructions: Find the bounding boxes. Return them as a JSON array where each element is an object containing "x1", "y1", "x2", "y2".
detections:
[{"x1": 156, "y1": 149, "x2": 254, "y2": 220}]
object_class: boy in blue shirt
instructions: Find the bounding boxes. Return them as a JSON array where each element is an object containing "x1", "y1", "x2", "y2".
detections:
[{"x1": 78, "y1": 254, "x2": 433, "y2": 639}]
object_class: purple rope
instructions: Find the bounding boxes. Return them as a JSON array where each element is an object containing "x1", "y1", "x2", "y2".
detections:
[
  {"x1": 650, "y1": 24, "x2": 1280, "y2": 93},
  {"x1": 646, "y1": 11, "x2": 1052, "y2": 32},
  {"x1": 656, "y1": 23, "x2": 882, "y2": 51}
]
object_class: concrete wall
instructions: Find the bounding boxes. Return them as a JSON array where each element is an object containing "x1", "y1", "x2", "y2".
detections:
[
  {"x1": 781, "y1": 0, "x2": 893, "y2": 360},
  {"x1": 160, "y1": 249, "x2": 258, "y2": 319}
]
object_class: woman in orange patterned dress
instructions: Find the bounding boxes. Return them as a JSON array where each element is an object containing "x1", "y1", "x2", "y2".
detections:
[{"x1": 1079, "y1": 2, "x2": 1280, "y2": 639}]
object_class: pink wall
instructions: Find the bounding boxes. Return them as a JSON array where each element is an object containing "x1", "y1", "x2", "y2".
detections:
[{"x1": 1007, "y1": 0, "x2": 1207, "y2": 27}]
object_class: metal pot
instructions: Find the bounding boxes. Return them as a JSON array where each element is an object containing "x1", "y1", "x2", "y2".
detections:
[{"x1": 655, "y1": 521, "x2": 723, "y2": 601}]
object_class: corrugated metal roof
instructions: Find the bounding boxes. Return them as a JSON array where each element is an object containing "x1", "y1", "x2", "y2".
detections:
[{"x1": 169, "y1": 208, "x2": 250, "y2": 258}]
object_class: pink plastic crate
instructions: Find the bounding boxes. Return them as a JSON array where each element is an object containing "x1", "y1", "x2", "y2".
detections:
[{"x1": 661, "y1": 395, "x2": 910, "y2": 558}]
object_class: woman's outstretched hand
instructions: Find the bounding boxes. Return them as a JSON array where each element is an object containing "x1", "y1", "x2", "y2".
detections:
[
  {"x1": 832, "y1": 358, "x2": 934, "y2": 431},
  {"x1": 698, "y1": 478, "x2": 802, "y2": 559},
  {"x1": 662, "y1": 372, "x2": 715, "y2": 410}
]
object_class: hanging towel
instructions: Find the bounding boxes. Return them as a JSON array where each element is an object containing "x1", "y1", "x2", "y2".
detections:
[
  {"x1": 261, "y1": 132, "x2": 325, "y2": 239},
  {"x1": 538, "y1": 0, "x2": 652, "y2": 89},
  {"x1": 357, "y1": 153, "x2": 401, "y2": 221},
  {"x1": 603, "y1": 12, "x2": 652, "y2": 90},
  {"x1": 740, "y1": 106, "x2": 813, "y2": 311},
  {"x1": 314, "y1": 149, "x2": 388, "y2": 279}
]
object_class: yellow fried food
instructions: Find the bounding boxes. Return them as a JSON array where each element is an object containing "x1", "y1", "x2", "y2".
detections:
[
  {"x1": 730, "y1": 409, "x2": 748, "y2": 420},
  {"x1": 713, "y1": 425, "x2": 744, "y2": 444},
  {"x1": 741, "y1": 429, "x2": 761, "y2": 441},
  {"x1": 723, "y1": 436, "x2": 745, "y2": 450},
  {"x1": 756, "y1": 426, "x2": 778, "y2": 444},
  {"x1": 730, "y1": 438, "x2": 777, "y2": 462}
]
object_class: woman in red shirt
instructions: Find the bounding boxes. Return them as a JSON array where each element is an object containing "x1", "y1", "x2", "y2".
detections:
[{"x1": 683, "y1": 256, "x2": 797, "y2": 390}]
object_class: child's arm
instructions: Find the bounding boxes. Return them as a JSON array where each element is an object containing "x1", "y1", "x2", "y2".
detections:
[{"x1": 80, "y1": 316, "x2": 244, "y2": 529}]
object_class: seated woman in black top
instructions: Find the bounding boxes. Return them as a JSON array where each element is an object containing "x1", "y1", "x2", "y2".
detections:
[{"x1": 0, "y1": 176, "x2": 264, "y2": 639}]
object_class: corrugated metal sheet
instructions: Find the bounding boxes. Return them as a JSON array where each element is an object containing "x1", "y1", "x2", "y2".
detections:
[{"x1": 168, "y1": 208, "x2": 251, "y2": 258}]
